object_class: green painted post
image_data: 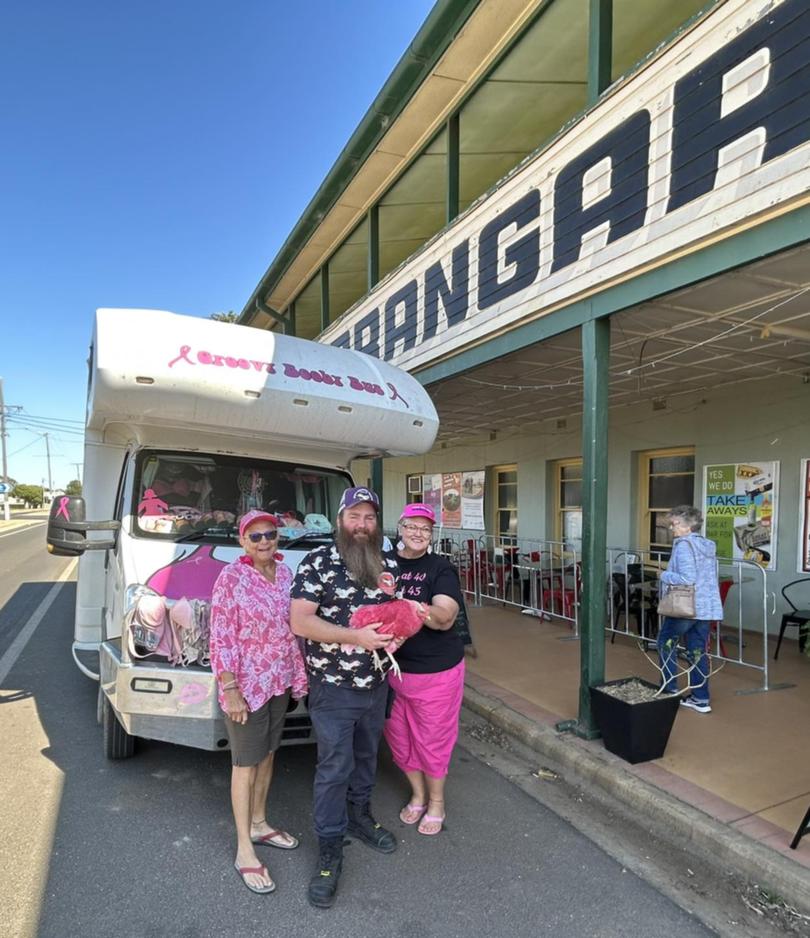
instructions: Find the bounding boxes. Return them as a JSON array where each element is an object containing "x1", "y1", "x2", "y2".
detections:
[
  {"x1": 371, "y1": 458, "x2": 384, "y2": 518},
  {"x1": 447, "y1": 113, "x2": 459, "y2": 223},
  {"x1": 577, "y1": 316, "x2": 610, "y2": 737},
  {"x1": 286, "y1": 301, "x2": 296, "y2": 337},
  {"x1": 320, "y1": 265, "x2": 330, "y2": 331},
  {"x1": 368, "y1": 205, "x2": 379, "y2": 290},
  {"x1": 588, "y1": 0, "x2": 613, "y2": 106}
]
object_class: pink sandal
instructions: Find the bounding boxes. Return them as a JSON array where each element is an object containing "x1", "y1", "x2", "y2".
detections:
[
  {"x1": 399, "y1": 803, "x2": 427, "y2": 825},
  {"x1": 417, "y1": 812, "x2": 445, "y2": 836}
]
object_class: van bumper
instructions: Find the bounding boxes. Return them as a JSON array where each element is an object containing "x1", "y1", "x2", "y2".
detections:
[{"x1": 99, "y1": 641, "x2": 312, "y2": 750}]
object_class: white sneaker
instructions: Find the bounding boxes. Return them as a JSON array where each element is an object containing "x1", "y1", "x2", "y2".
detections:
[{"x1": 680, "y1": 696, "x2": 711, "y2": 713}]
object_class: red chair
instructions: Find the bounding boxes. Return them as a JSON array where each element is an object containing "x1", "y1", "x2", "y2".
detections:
[{"x1": 547, "y1": 561, "x2": 581, "y2": 619}]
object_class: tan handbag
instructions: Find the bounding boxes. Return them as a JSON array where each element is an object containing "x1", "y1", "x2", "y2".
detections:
[{"x1": 657, "y1": 539, "x2": 697, "y2": 619}]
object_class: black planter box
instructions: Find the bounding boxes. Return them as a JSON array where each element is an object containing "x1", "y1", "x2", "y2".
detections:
[{"x1": 589, "y1": 677, "x2": 680, "y2": 764}]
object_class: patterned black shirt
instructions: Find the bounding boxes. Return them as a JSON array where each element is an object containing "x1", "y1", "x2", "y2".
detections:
[{"x1": 290, "y1": 543, "x2": 400, "y2": 690}]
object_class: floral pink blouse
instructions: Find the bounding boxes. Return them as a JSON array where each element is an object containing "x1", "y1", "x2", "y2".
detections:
[{"x1": 210, "y1": 556, "x2": 308, "y2": 712}]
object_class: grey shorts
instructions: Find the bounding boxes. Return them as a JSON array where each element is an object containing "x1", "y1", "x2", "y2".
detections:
[{"x1": 225, "y1": 691, "x2": 291, "y2": 766}]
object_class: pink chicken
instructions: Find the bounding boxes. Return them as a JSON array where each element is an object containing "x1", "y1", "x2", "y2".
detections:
[{"x1": 349, "y1": 599, "x2": 426, "y2": 677}]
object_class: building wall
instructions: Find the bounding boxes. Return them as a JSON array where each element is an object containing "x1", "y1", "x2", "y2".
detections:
[{"x1": 364, "y1": 374, "x2": 810, "y2": 634}]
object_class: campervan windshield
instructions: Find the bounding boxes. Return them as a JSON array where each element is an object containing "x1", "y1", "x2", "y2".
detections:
[{"x1": 134, "y1": 450, "x2": 348, "y2": 545}]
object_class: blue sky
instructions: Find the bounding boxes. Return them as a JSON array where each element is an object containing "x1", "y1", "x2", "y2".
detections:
[{"x1": 0, "y1": 0, "x2": 435, "y2": 490}]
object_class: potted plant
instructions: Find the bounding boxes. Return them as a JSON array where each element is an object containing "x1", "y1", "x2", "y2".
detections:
[{"x1": 589, "y1": 641, "x2": 719, "y2": 764}]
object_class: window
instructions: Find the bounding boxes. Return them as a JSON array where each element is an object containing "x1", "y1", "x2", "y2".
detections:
[
  {"x1": 406, "y1": 474, "x2": 423, "y2": 504},
  {"x1": 639, "y1": 448, "x2": 695, "y2": 552},
  {"x1": 493, "y1": 465, "x2": 518, "y2": 542},
  {"x1": 134, "y1": 451, "x2": 350, "y2": 546},
  {"x1": 554, "y1": 458, "x2": 583, "y2": 551}
]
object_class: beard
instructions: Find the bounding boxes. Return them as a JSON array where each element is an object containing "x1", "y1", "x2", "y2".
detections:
[{"x1": 335, "y1": 523, "x2": 384, "y2": 590}]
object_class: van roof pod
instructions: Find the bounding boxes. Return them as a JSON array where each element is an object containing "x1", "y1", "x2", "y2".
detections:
[{"x1": 87, "y1": 308, "x2": 439, "y2": 459}]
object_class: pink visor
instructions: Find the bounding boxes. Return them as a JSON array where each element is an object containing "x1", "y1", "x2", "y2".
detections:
[
  {"x1": 399, "y1": 503, "x2": 436, "y2": 524},
  {"x1": 239, "y1": 509, "x2": 281, "y2": 538}
]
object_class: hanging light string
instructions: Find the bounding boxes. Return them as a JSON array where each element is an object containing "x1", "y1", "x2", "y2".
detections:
[
  {"x1": 621, "y1": 284, "x2": 810, "y2": 376},
  {"x1": 456, "y1": 285, "x2": 810, "y2": 391}
]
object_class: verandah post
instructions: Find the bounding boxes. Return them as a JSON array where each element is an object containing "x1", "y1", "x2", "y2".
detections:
[{"x1": 577, "y1": 315, "x2": 610, "y2": 736}]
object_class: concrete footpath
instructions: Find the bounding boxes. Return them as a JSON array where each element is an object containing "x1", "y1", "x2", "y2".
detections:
[{"x1": 463, "y1": 675, "x2": 810, "y2": 922}]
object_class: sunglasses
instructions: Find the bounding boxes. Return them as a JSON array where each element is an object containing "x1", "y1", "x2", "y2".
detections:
[{"x1": 246, "y1": 530, "x2": 279, "y2": 543}]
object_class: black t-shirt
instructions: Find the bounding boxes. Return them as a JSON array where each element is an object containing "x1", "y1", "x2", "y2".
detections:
[
  {"x1": 394, "y1": 552, "x2": 464, "y2": 674},
  {"x1": 290, "y1": 543, "x2": 399, "y2": 690}
]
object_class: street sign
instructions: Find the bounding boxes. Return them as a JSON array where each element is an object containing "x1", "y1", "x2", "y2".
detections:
[{"x1": 0, "y1": 483, "x2": 9, "y2": 494}]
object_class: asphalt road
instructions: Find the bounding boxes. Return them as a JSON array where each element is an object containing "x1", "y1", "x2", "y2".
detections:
[{"x1": 0, "y1": 525, "x2": 717, "y2": 938}]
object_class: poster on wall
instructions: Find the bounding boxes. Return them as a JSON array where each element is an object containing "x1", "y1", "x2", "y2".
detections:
[
  {"x1": 703, "y1": 462, "x2": 779, "y2": 570},
  {"x1": 461, "y1": 471, "x2": 485, "y2": 530},
  {"x1": 799, "y1": 460, "x2": 810, "y2": 574},
  {"x1": 422, "y1": 474, "x2": 442, "y2": 520},
  {"x1": 441, "y1": 472, "x2": 462, "y2": 527}
]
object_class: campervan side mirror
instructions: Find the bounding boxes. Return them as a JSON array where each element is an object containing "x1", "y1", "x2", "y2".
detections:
[{"x1": 46, "y1": 496, "x2": 120, "y2": 556}]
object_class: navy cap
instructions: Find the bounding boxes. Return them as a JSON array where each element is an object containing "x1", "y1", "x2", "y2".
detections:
[{"x1": 338, "y1": 486, "x2": 380, "y2": 514}]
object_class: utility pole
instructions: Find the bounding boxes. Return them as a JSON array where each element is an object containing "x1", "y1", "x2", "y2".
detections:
[
  {"x1": 0, "y1": 377, "x2": 8, "y2": 521},
  {"x1": 73, "y1": 462, "x2": 82, "y2": 482},
  {"x1": 44, "y1": 432, "x2": 53, "y2": 504}
]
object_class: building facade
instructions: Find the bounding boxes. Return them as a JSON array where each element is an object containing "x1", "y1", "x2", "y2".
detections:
[{"x1": 239, "y1": 0, "x2": 810, "y2": 723}]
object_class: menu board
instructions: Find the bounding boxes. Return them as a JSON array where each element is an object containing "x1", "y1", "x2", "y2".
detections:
[
  {"x1": 441, "y1": 472, "x2": 462, "y2": 527},
  {"x1": 461, "y1": 471, "x2": 485, "y2": 530},
  {"x1": 422, "y1": 474, "x2": 442, "y2": 520},
  {"x1": 703, "y1": 461, "x2": 779, "y2": 570}
]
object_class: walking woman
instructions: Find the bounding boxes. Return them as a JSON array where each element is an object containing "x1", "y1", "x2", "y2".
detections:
[
  {"x1": 384, "y1": 503, "x2": 464, "y2": 835},
  {"x1": 210, "y1": 510, "x2": 308, "y2": 893},
  {"x1": 657, "y1": 505, "x2": 723, "y2": 714}
]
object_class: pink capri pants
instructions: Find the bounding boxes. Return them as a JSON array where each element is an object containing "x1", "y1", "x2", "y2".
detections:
[{"x1": 383, "y1": 659, "x2": 465, "y2": 778}]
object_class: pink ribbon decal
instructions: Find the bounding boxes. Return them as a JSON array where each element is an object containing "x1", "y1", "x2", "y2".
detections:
[
  {"x1": 387, "y1": 382, "x2": 409, "y2": 409},
  {"x1": 55, "y1": 497, "x2": 71, "y2": 520},
  {"x1": 168, "y1": 345, "x2": 195, "y2": 368}
]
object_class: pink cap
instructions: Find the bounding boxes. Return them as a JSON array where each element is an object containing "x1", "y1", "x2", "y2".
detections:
[
  {"x1": 399, "y1": 503, "x2": 436, "y2": 524},
  {"x1": 238, "y1": 509, "x2": 281, "y2": 538}
]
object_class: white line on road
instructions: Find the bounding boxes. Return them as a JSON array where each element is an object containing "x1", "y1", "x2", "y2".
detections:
[
  {"x1": 0, "y1": 558, "x2": 77, "y2": 684},
  {"x1": 0, "y1": 522, "x2": 46, "y2": 538}
]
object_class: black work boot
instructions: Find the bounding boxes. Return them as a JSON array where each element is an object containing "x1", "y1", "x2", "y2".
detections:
[
  {"x1": 308, "y1": 837, "x2": 344, "y2": 909},
  {"x1": 346, "y1": 801, "x2": 397, "y2": 854}
]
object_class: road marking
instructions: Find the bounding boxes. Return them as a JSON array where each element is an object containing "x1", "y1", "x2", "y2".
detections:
[
  {"x1": 0, "y1": 559, "x2": 77, "y2": 684},
  {"x1": 0, "y1": 521, "x2": 46, "y2": 538}
]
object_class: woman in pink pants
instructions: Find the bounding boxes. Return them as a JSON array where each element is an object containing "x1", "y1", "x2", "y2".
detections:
[{"x1": 384, "y1": 503, "x2": 464, "y2": 835}]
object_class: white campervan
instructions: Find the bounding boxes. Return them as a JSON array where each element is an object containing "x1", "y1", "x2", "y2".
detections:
[{"x1": 47, "y1": 308, "x2": 438, "y2": 758}]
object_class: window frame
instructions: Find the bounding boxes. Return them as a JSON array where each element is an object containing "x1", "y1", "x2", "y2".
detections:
[
  {"x1": 553, "y1": 457, "x2": 583, "y2": 549},
  {"x1": 637, "y1": 446, "x2": 696, "y2": 553}
]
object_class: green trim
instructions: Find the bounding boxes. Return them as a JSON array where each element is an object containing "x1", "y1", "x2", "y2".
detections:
[
  {"x1": 577, "y1": 317, "x2": 609, "y2": 738},
  {"x1": 414, "y1": 206, "x2": 810, "y2": 386},
  {"x1": 287, "y1": 301, "x2": 296, "y2": 337},
  {"x1": 368, "y1": 205, "x2": 379, "y2": 290},
  {"x1": 237, "y1": 0, "x2": 482, "y2": 324},
  {"x1": 447, "y1": 112, "x2": 460, "y2": 223},
  {"x1": 587, "y1": 0, "x2": 612, "y2": 106},
  {"x1": 256, "y1": 299, "x2": 290, "y2": 329},
  {"x1": 371, "y1": 459, "x2": 384, "y2": 516},
  {"x1": 320, "y1": 265, "x2": 330, "y2": 332}
]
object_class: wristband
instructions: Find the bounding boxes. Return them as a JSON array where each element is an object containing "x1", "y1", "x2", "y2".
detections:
[{"x1": 221, "y1": 680, "x2": 239, "y2": 691}]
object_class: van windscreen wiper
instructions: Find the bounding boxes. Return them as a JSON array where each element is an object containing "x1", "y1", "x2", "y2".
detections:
[
  {"x1": 281, "y1": 532, "x2": 333, "y2": 550},
  {"x1": 174, "y1": 528, "x2": 238, "y2": 543}
]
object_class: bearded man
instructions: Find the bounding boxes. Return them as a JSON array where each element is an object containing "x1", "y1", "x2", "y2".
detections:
[{"x1": 290, "y1": 487, "x2": 400, "y2": 910}]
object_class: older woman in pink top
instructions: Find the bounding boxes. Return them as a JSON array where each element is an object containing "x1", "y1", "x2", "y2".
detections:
[{"x1": 211, "y1": 509, "x2": 308, "y2": 895}]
